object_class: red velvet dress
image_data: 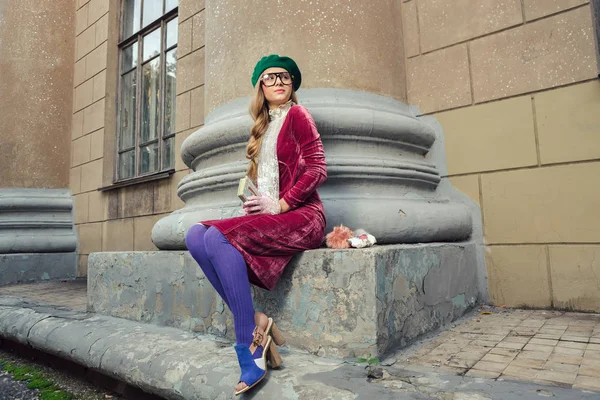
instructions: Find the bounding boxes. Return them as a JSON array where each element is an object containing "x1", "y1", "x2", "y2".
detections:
[{"x1": 201, "y1": 105, "x2": 327, "y2": 291}]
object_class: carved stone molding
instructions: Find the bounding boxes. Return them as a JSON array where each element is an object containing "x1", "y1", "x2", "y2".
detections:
[{"x1": 152, "y1": 89, "x2": 472, "y2": 249}]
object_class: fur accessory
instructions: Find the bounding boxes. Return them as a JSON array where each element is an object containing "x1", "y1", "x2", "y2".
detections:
[
  {"x1": 325, "y1": 226, "x2": 377, "y2": 249},
  {"x1": 326, "y1": 225, "x2": 353, "y2": 249}
]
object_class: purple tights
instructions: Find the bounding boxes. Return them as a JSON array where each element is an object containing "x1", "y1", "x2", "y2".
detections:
[{"x1": 185, "y1": 224, "x2": 259, "y2": 355}]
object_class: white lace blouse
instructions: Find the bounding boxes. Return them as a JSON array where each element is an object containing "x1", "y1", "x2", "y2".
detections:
[{"x1": 256, "y1": 100, "x2": 294, "y2": 202}]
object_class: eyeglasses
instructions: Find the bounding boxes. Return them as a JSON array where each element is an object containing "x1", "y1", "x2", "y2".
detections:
[{"x1": 260, "y1": 72, "x2": 293, "y2": 87}]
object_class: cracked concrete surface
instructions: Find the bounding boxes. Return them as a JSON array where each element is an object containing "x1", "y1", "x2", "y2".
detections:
[
  {"x1": 88, "y1": 244, "x2": 479, "y2": 358},
  {"x1": 1, "y1": 295, "x2": 599, "y2": 400}
]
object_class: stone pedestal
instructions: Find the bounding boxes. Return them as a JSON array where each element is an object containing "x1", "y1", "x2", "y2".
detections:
[
  {"x1": 88, "y1": 243, "x2": 479, "y2": 358},
  {"x1": 0, "y1": 189, "x2": 78, "y2": 285}
]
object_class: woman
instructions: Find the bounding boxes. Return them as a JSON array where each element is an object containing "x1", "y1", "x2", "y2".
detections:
[{"x1": 185, "y1": 54, "x2": 327, "y2": 395}]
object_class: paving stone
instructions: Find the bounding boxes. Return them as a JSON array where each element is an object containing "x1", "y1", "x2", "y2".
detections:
[
  {"x1": 502, "y1": 365, "x2": 539, "y2": 381},
  {"x1": 590, "y1": 338, "x2": 600, "y2": 344},
  {"x1": 489, "y1": 348, "x2": 519, "y2": 357},
  {"x1": 535, "y1": 369, "x2": 578, "y2": 385},
  {"x1": 586, "y1": 343, "x2": 600, "y2": 351},
  {"x1": 573, "y1": 375, "x2": 600, "y2": 392},
  {"x1": 560, "y1": 336, "x2": 589, "y2": 344},
  {"x1": 516, "y1": 351, "x2": 551, "y2": 361},
  {"x1": 454, "y1": 351, "x2": 489, "y2": 361},
  {"x1": 557, "y1": 341, "x2": 587, "y2": 350},
  {"x1": 542, "y1": 361, "x2": 579, "y2": 373},
  {"x1": 578, "y1": 364, "x2": 600, "y2": 378},
  {"x1": 512, "y1": 329, "x2": 539, "y2": 336},
  {"x1": 539, "y1": 327, "x2": 567, "y2": 334},
  {"x1": 530, "y1": 338, "x2": 559, "y2": 346},
  {"x1": 470, "y1": 339, "x2": 498, "y2": 348},
  {"x1": 544, "y1": 321, "x2": 570, "y2": 327},
  {"x1": 465, "y1": 369, "x2": 501, "y2": 379},
  {"x1": 503, "y1": 336, "x2": 530, "y2": 344},
  {"x1": 479, "y1": 334, "x2": 508, "y2": 342},
  {"x1": 446, "y1": 357, "x2": 478, "y2": 369},
  {"x1": 472, "y1": 361, "x2": 509, "y2": 373},
  {"x1": 567, "y1": 325, "x2": 594, "y2": 332},
  {"x1": 554, "y1": 347, "x2": 585, "y2": 357},
  {"x1": 534, "y1": 333, "x2": 562, "y2": 340},
  {"x1": 547, "y1": 354, "x2": 584, "y2": 365},
  {"x1": 509, "y1": 357, "x2": 545, "y2": 369},
  {"x1": 584, "y1": 349, "x2": 600, "y2": 360},
  {"x1": 481, "y1": 353, "x2": 517, "y2": 364},
  {"x1": 519, "y1": 320, "x2": 545, "y2": 328},
  {"x1": 496, "y1": 341, "x2": 526, "y2": 350},
  {"x1": 523, "y1": 344, "x2": 554, "y2": 353}
]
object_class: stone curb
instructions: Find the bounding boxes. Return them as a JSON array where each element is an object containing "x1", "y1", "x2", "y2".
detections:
[
  {"x1": 1, "y1": 296, "x2": 598, "y2": 400},
  {"x1": 0, "y1": 296, "x2": 361, "y2": 399}
]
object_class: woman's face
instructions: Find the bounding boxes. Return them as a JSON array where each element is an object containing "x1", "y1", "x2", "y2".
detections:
[{"x1": 260, "y1": 67, "x2": 293, "y2": 109}]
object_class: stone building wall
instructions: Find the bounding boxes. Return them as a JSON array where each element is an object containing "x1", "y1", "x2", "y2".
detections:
[
  {"x1": 70, "y1": 0, "x2": 200, "y2": 276},
  {"x1": 401, "y1": 0, "x2": 600, "y2": 311},
  {"x1": 67, "y1": 0, "x2": 600, "y2": 312},
  {"x1": 0, "y1": 0, "x2": 75, "y2": 189}
]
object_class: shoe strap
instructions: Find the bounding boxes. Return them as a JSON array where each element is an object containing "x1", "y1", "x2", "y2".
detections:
[{"x1": 250, "y1": 326, "x2": 265, "y2": 353}]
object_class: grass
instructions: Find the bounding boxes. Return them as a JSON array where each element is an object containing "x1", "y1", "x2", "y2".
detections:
[{"x1": 0, "y1": 358, "x2": 74, "y2": 400}]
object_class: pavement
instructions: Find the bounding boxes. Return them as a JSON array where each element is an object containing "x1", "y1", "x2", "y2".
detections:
[{"x1": 1, "y1": 280, "x2": 599, "y2": 400}]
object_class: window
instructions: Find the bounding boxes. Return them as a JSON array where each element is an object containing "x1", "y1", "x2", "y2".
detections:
[{"x1": 117, "y1": 0, "x2": 178, "y2": 181}]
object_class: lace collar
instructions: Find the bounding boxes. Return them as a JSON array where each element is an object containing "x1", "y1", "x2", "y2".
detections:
[{"x1": 268, "y1": 100, "x2": 294, "y2": 121}]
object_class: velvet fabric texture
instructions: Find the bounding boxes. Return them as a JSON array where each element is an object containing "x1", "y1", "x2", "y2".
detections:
[{"x1": 201, "y1": 105, "x2": 327, "y2": 291}]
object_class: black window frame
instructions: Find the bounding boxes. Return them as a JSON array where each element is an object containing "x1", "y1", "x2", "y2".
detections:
[{"x1": 115, "y1": 0, "x2": 178, "y2": 183}]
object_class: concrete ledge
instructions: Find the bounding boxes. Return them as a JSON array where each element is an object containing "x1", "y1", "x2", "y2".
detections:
[
  {"x1": 1, "y1": 297, "x2": 597, "y2": 400},
  {"x1": 0, "y1": 253, "x2": 77, "y2": 286},
  {"x1": 0, "y1": 296, "x2": 350, "y2": 399},
  {"x1": 88, "y1": 243, "x2": 480, "y2": 358}
]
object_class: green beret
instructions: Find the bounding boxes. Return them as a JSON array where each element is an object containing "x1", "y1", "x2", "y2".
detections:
[{"x1": 251, "y1": 54, "x2": 302, "y2": 91}]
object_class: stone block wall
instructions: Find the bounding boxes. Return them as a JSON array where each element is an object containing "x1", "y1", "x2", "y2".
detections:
[
  {"x1": 0, "y1": 0, "x2": 74, "y2": 189},
  {"x1": 70, "y1": 0, "x2": 202, "y2": 276},
  {"x1": 401, "y1": 0, "x2": 600, "y2": 311}
]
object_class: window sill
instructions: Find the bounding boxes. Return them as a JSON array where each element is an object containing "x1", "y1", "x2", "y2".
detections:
[{"x1": 98, "y1": 169, "x2": 175, "y2": 192}]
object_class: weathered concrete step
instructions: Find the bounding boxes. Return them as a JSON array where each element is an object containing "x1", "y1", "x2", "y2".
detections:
[
  {"x1": 88, "y1": 243, "x2": 481, "y2": 358},
  {"x1": 0, "y1": 295, "x2": 396, "y2": 399},
  {"x1": 1, "y1": 296, "x2": 598, "y2": 400}
]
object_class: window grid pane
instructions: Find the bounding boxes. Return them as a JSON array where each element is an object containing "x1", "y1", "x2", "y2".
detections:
[
  {"x1": 119, "y1": 70, "x2": 137, "y2": 150},
  {"x1": 140, "y1": 143, "x2": 159, "y2": 173},
  {"x1": 119, "y1": 150, "x2": 136, "y2": 179},
  {"x1": 123, "y1": 0, "x2": 141, "y2": 39},
  {"x1": 141, "y1": 58, "x2": 161, "y2": 144},
  {"x1": 142, "y1": 28, "x2": 161, "y2": 62},
  {"x1": 166, "y1": 17, "x2": 178, "y2": 48},
  {"x1": 121, "y1": 42, "x2": 138, "y2": 72},
  {"x1": 163, "y1": 136, "x2": 174, "y2": 169},
  {"x1": 165, "y1": 0, "x2": 178, "y2": 13},
  {"x1": 164, "y1": 48, "x2": 177, "y2": 137},
  {"x1": 143, "y1": 0, "x2": 163, "y2": 28}
]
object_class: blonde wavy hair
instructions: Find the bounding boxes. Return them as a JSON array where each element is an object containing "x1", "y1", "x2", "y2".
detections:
[{"x1": 245, "y1": 84, "x2": 298, "y2": 182}]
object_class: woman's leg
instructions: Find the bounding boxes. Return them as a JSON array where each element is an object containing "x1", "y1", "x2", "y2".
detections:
[
  {"x1": 203, "y1": 226, "x2": 256, "y2": 347},
  {"x1": 185, "y1": 224, "x2": 229, "y2": 307}
]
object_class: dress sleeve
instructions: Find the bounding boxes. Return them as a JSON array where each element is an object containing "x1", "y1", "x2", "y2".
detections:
[{"x1": 282, "y1": 106, "x2": 327, "y2": 210}]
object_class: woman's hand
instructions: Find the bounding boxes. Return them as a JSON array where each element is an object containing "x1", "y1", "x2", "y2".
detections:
[
  {"x1": 243, "y1": 194, "x2": 281, "y2": 215},
  {"x1": 279, "y1": 198, "x2": 290, "y2": 213}
]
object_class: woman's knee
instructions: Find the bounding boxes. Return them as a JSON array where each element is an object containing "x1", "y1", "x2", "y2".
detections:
[
  {"x1": 185, "y1": 223, "x2": 208, "y2": 249},
  {"x1": 203, "y1": 226, "x2": 228, "y2": 255}
]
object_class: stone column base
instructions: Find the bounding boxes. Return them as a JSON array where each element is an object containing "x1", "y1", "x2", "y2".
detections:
[
  {"x1": 0, "y1": 253, "x2": 77, "y2": 286},
  {"x1": 88, "y1": 242, "x2": 480, "y2": 358}
]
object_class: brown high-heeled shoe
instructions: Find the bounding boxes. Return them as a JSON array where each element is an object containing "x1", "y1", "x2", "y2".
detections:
[{"x1": 249, "y1": 318, "x2": 286, "y2": 368}]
